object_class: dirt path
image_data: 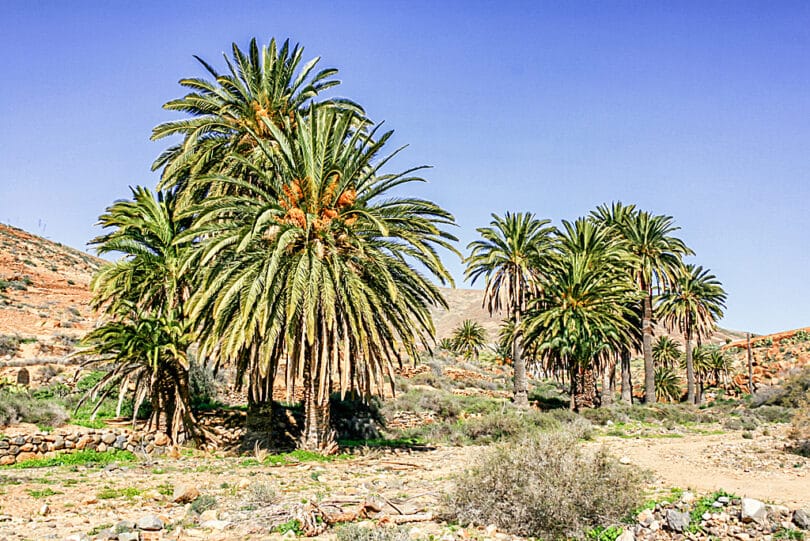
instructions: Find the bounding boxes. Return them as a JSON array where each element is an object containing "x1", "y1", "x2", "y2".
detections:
[{"x1": 601, "y1": 428, "x2": 810, "y2": 509}]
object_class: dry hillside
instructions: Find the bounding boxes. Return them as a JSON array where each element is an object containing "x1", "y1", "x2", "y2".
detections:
[{"x1": 0, "y1": 224, "x2": 101, "y2": 344}]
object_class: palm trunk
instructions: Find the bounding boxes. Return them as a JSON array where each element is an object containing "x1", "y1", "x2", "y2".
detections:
[
  {"x1": 685, "y1": 334, "x2": 695, "y2": 404},
  {"x1": 568, "y1": 360, "x2": 577, "y2": 411},
  {"x1": 300, "y1": 349, "x2": 338, "y2": 454},
  {"x1": 512, "y1": 311, "x2": 529, "y2": 408},
  {"x1": 620, "y1": 354, "x2": 633, "y2": 404},
  {"x1": 601, "y1": 364, "x2": 612, "y2": 407},
  {"x1": 642, "y1": 289, "x2": 656, "y2": 404}
]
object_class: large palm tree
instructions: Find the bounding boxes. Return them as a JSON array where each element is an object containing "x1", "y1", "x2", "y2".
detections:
[
  {"x1": 621, "y1": 211, "x2": 693, "y2": 404},
  {"x1": 589, "y1": 202, "x2": 640, "y2": 403},
  {"x1": 451, "y1": 320, "x2": 488, "y2": 360},
  {"x1": 152, "y1": 37, "x2": 358, "y2": 196},
  {"x1": 658, "y1": 264, "x2": 727, "y2": 404},
  {"x1": 524, "y1": 219, "x2": 638, "y2": 410},
  {"x1": 465, "y1": 212, "x2": 556, "y2": 407},
  {"x1": 182, "y1": 107, "x2": 457, "y2": 452}
]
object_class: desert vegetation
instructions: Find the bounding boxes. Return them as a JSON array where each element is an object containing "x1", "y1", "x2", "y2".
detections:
[{"x1": 1, "y1": 36, "x2": 810, "y2": 541}]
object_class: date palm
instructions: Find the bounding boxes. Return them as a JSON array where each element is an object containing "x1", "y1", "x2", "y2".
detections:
[
  {"x1": 452, "y1": 320, "x2": 488, "y2": 360},
  {"x1": 620, "y1": 211, "x2": 693, "y2": 403},
  {"x1": 152, "y1": 37, "x2": 357, "y2": 196},
  {"x1": 465, "y1": 212, "x2": 556, "y2": 406},
  {"x1": 659, "y1": 265, "x2": 727, "y2": 404},
  {"x1": 82, "y1": 187, "x2": 202, "y2": 443},
  {"x1": 653, "y1": 336, "x2": 682, "y2": 369},
  {"x1": 183, "y1": 106, "x2": 457, "y2": 452},
  {"x1": 524, "y1": 219, "x2": 638, "y2": 410}
]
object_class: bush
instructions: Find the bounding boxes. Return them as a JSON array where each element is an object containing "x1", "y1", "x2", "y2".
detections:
[
  {"x1": 788, "y1": 395, "x2": 810, "y2": 457},
  {"x1": 0, "y1": 388, "x2": 68, "y2": 427},
  {"x1": 189, "y1": 360, "x2": 218, "y2": 409},
  {"x1": 0, "y1": 335, "x2": 20, "y2": 357},
  {"x1": 445, "y1": 430, "x2": 645, "y2": 540}
]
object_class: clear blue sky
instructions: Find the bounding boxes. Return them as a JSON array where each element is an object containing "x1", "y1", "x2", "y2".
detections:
[{"x1": 1, "y1": 1, "x2": 808, "y2": 334}]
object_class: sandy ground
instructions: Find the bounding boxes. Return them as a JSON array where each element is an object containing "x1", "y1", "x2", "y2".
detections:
[
  {"x1": 601, "y1": 427, "x2": 810, "y2": 509},
  {"x1": 0, "y1": 427, "x2": 808, "y2": 540}
]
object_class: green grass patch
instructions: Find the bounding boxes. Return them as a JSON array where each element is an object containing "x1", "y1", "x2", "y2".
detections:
[
  {"x1": 27, "y1": 487, "x2": 62, "y2": 498},
  {"x1": 263, "y1": 449, "x2": 351, "y2": 465},
  {"x1": 339, "y1": 436, "x2": 425, "y2": 449},
  {"x1": 97, "y1": 487, "x2": 141, "y2": 500},
  {"x1": 4, "y1": 449, "x2": 136, "y2": 469},
  {"x1": 687, "y1": 490, "x2": 736, "y2": 533}
]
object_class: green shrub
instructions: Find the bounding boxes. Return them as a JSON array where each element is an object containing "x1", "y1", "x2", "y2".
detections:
[
  {"x1": 445, "y1": 430, "x2": 645, "y2": 540},
  {"x1": 190, "y1": 494, "x2": 216, "y2": 514},
  {"x1": 189, "y1": 360, "x2": 219, "y2": 409}
]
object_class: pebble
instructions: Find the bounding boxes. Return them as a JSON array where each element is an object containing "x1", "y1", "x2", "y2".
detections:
[{"x1": 136, "y1": 514, "x2": 164, "y2": 531}]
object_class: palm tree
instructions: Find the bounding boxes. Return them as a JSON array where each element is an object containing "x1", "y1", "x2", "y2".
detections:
[
  {"x1": 451, "y1": 320, "x2": 488, "y2": 360},
  {"x1": 152, "y1": 37, "x2": 358, "y2": 197},
  {"x1": 621, "y1": 211, "x2": 693, "y2": 404},
  {"x1": 589, "y1": 202, "x2": 640, "y2": 404},
  {"x1": 465, "y1": 212, "x2": 556, "y2": 407},
  {"x1": 524, "y1": 219, "x2": 638, "y2": 411},
  {"x1": 83, "y1": 187, "x2": 203, "y2": 443},
  {"x1": 658, "y1": 265, "x2": 727, "y2": 404},
  {"x1": 653, "y1": 336, "x2": 682, "y2": 369},
  {"x1": 89, "y1": 187, "x2": 188, "y2": 315},
  {"x1": 77, "y1": 307, "x2": 204, "y2": 444},
  {"x1": 654, "y1": 366, "x2": 682, "y2": 403},
  {"x1": 182, "y1": 107, "x2": 457, "y2": 452}
]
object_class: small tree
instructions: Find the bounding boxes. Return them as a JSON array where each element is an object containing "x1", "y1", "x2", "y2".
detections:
[{"x1": 451, "y1": 320, "x2": 488, "y2": 360}]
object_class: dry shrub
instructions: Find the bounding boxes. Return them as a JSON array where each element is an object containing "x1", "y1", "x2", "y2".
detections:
[
  {"x1": 335, "y1": 524, "x2": 410, "y2": 541},
  {"x1": 0, "y1": 389, "x2": 69, "y2": 428},
  {"x1": 445, "y1": 429, "x2": 645, "y2": 540},
  {"x1": 788, "y1": 394, "x2": 810, "y2": 457}
]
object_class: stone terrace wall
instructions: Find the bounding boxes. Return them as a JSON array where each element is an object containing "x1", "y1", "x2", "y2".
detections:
[{"x1": 0, "y1": 427, "x2": 173, "y2": 466}]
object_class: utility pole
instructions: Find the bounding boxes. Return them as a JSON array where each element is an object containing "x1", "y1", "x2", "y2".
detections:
[{"x1": 746, "y1": 332, "x2": 754, "y2": 395}]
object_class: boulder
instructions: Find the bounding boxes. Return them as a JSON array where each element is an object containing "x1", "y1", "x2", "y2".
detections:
[
  {"x1": 793, "y1": 509, "x2": 810, "y2": 530},
  {"x1": 136, "y1": 514, "x2": 163, "y2": 531},
  {"x1": 741, "y1": 498, "x2": 768, "y2": 524},
  {"x1": 172, "y1": 485, "x2": 200, "y2": 504},
  {"x1": 666, "y1": 509, "x2": 690, "y2": 532}
]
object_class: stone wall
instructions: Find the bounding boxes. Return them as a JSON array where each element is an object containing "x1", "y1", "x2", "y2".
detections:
[{"x1": 0, "y1": 427, "x2": 173, "y2": 466}]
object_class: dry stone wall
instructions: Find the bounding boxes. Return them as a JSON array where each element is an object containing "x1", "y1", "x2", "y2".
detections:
[{"x1": 0, "y1": 427, "x2": 173, "y2": 465}]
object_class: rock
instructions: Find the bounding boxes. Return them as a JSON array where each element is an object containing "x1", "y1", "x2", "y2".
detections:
[
  {"x1": 616, "y1": 530, "x2": 635, "y2": 541},
  {"x1": 118, "y1": 533, "x2": 139, "y2": 541},
  {"x1": 116, "y1": 520, "x2": 136, "y2": 532},
  {"x1": 619, "y1": 456, "x2": 632, "y2": 465},
  {"x1": 172, "y1": 485, "x2": 200, "y2": 504},
  {"x1": 101, "y1": 433, "x2": 116, "y2": 445},
  {"x1": 65, "y1": 535, "x2": 90, "y2": 541},
  {"x1": 0, "y1": 455, "x2": 15, "y2": 465},
  {"x1": 666, "y1": 509, "x2": 690, "y2": 532},
  {"x1": 153, "y1": 433, "x2": 169, "y2": 446},
  {"x1": 92, "y1": 528, "x2": 116, "y2": 540},
  {"x1": 637, "y1": 508, "x2": 655, "y2": 527},
  {"x1": 16, "y1": 451, "x2": 37, "y2": 463},
  {"x1": 794, "y1": 509, "x2": 810, "y2": 530},
  {"x1": 199, "y1": 510, "x2": 218, "y2": 522},
  {"x1": 717, "y1": 496, "x2": 730, "y2": 504},
  {"x1": 96, "y1": 443, "x2": 107, "y2": 453},
  {"x1": 741, "y1": 498, "x2": 768, "y2": 524},
  {"x1": 136, "y1": 514, "x2": 164, "y2": 531},
  {"x1": 200, "y1": 519, "x2": 229, "y2": 531},
  {"x1": 712, "y1": 501, "x2": 725, "y2": 508},
  {"x1": 39, "y1": 504, "x2": 49, "y2": 516},
  {"x1": 681, "y1": 491, "x2": 695, "y2": 504}
]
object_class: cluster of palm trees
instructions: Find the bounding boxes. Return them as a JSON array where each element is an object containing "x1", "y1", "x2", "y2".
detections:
[
  {"x1": 465, "y1": 205, "x2": 727, "y2": 410},
  {"x1": 82, "y1": 38, "x2": 457, "y2": 452}
]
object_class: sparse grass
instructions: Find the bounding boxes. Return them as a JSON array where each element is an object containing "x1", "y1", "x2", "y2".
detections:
[
  {"x1": 335, "y1": 523, "x2": 410, "y2": 541},
  {"x1": 27, "y1": 487, "x2": 62, "y2": 498},
  {"x1": 97, "y1": 487, "x2": 141, "y2": 500},
  {"x1": 190, "y1": 494, "x2": 217, "y2": 514},
  {"x1": 263, "y1": 449, "x2": 352, "y2": 465}
]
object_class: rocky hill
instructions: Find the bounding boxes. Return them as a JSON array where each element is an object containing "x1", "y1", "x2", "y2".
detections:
[{"x1": 0, "y1": 224, "x2": 101, "y2": 362}]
